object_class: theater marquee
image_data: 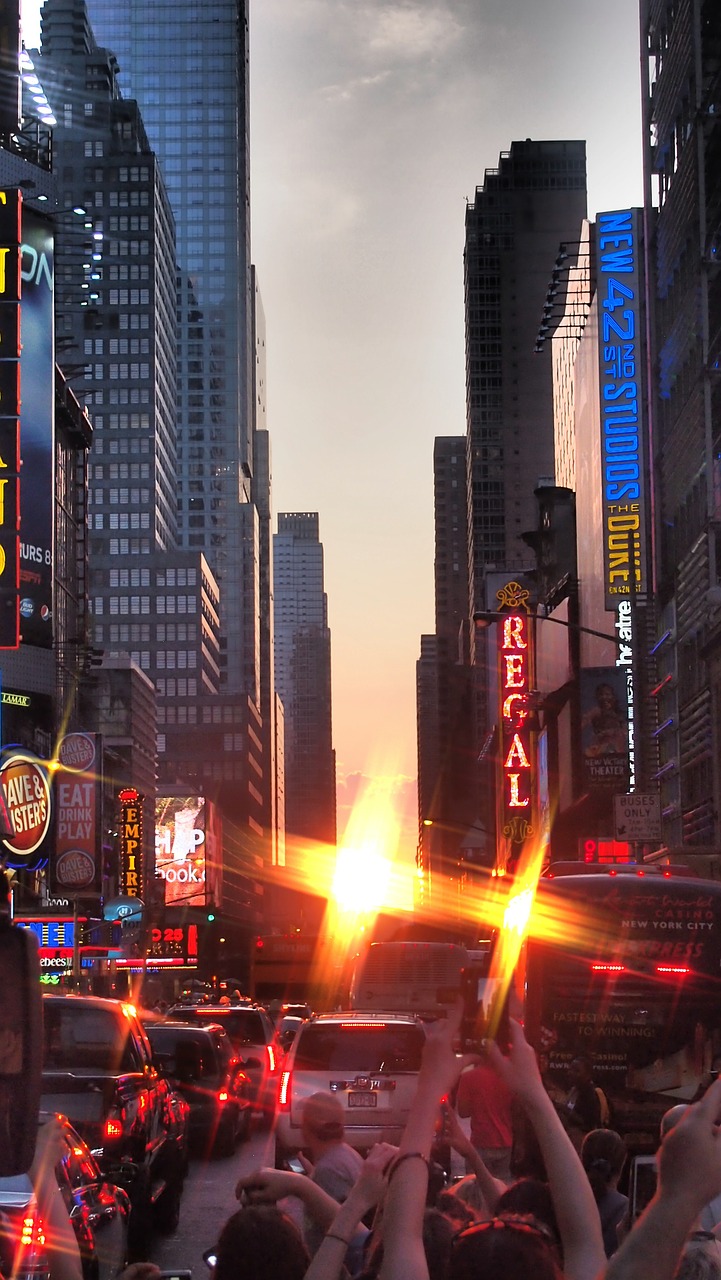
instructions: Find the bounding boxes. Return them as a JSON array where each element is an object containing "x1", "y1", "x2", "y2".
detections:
[{"x1": 495, "y1": 580, "x2": 535, "y2": 877}]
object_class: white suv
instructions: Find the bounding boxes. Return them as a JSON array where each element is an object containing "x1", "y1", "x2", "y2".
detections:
[{"x1": 275, "y1": 1011, "x2": 426, "y2": 1163}]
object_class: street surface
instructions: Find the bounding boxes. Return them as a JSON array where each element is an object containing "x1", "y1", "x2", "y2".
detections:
[{"x1": 148, "y1": 1121, "x2": 277, "y2": 1275}]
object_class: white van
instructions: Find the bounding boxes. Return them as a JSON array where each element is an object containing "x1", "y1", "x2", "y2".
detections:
[{"x1": 275, "y1": 1011, "x2": 426, "y2": 1163}]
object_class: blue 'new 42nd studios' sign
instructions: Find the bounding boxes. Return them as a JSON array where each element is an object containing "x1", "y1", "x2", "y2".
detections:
[{"x1": 595, "y1": 209, "x2": 648, "y2": 612}]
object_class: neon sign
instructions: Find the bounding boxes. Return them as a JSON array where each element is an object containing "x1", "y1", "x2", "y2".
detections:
[
  {"x1": 118, "y1": 787, "x2": 144, "y2": 899},
  {"x1": 596, "y1": 209, "x2": 647, "y2": 611},
  {"x1": 0, "y1": 188, "x2": 21, "y2": 648},
  {"x1": 495, "y1": 581, "x2": 535, "y2": 875}
]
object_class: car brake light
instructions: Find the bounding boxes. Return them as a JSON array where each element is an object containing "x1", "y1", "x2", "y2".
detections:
[
  {"x1": 279, "y1": 1070, "x2": 291, "y2": 1107},
  {"x1": 104, "y1": 1116, "x2": 123, "y2": 1141},
  {"x1": 656, "y1": 965, "x2": 690, "y2": 975},
  {"x1": 591, "y1": 964, "x2": 626, "y2": 972},
  {"x1": 14, "y1": 1207, "x2": 48, "y2": 1277},
  {"x1": 266, "y1": 1044, "x2": 277, "y2": 1074},
  {"x1": 218, "y1": 1090, "x2": 229, "y2": 1102}
]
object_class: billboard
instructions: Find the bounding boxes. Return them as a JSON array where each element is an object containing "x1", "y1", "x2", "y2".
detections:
[
  {"x1": 155, "y1": 794, "x2": 221, "y2": 908},
  {"x1": 18, "y1": 206, "x2": 54, "y2": 647},
  {"x1": 0, "y1": 748, "x2": 52, "y2": 870},
  {"x1": 0, "y1": 188, "x2": 21, "y2": 648},
  {"x1": 580, "y1": 667, "x2": 630, "y2": 792},
  {"x1": 595, "y1": 209, "x2": 647, "y2": 611},
  {"x1": 51, "y1": 733, "x2": 102, "y2": 896}
]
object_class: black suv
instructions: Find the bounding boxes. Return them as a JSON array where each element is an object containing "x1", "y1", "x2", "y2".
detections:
[
  {"x1": 144, "y1": 1020, "x2": 252, "y2": 1156},
  {"x1": 41, "y1": 995, "x2": 187, "y2": 1253},
  {"x1": 167, "y1": 1003, "x2": 278, "y2": 1120}
]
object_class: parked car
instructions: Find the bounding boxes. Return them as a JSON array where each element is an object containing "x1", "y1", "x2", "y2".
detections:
[
  {"x1": 144, "y1": 1020, "x2": 252, "y2": 1156},
  {"x1": 0, "y1": 1113, "x2": 130, "y2": 1280},
  {"x1": 41, "y1": 995, "x2": 187, "y2": 1254},
  {"x1": 275, "y1": 1010, "x2": 427, "y2": 1165},
  {"x1": 166, "y1": 1003, "x2": 278, "y2": 1121}
]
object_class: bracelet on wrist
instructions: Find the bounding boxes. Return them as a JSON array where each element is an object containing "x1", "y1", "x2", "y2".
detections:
[{"x1": 387, "y1": 1151, "x2": 430, "y2": 1184}]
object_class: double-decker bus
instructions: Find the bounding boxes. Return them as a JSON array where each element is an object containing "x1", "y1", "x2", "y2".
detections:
[{"x1": 524, "y1": 864, "x2": 721, "y2": 1157}]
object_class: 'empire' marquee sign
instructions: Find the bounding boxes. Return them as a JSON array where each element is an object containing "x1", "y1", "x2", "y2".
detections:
[{"x1": 118, "y1": 787, "x2": 144, "y2": 899}]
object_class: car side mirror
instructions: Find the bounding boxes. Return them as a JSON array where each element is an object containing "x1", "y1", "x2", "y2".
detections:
[{"x1": 0, "y1": 874, "x2": 42, "y2": 1175}]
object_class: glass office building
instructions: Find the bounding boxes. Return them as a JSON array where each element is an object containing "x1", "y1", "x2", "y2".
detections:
[{"x1": 83, "y1": 0, "x2": 254, "y2": 691}]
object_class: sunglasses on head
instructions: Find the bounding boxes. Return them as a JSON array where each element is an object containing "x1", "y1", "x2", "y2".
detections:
[{"x1": 453, "y1": 1215, "x2": 556, "y2": 1249}]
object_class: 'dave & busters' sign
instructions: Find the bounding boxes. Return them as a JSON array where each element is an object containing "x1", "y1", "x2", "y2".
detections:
[{"x1": 0, "y1": 749, "x2": 52, "y2": 870}]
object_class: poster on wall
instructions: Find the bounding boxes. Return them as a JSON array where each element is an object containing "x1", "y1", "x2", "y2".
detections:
[
  {"x1": 51, "y1": 733, "x2": 102, "y2": 896},
  {"x1": 580, "y1": 667, "x2": 629, "y2": 792}
]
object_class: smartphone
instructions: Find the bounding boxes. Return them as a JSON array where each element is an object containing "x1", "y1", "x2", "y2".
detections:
[
  {"x1": 285, "y1": 1156, "x2": 306, "y2": 1175},
  {"x1": 158, "y1": 1272, "x2": 192, "y2": 1279},
  {"x1": 459, "y1": 968, "x2": 510, "y2": 1054}
]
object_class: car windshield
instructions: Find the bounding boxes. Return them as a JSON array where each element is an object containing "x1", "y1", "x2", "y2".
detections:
[
  {"x1": 293, "y1": 1024, "x2": 425, "y2": 1073},
  {"x1": 147, "y1": 1027, "x2": 221, "y2": 1080},
  {"x1": 43, "y1": 1004, "x2": 137, "y2": 1073}
]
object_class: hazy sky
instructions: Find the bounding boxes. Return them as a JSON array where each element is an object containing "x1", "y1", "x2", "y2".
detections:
[{"x1": 21, "y1": 0, "x2": 644, "y2": 855}]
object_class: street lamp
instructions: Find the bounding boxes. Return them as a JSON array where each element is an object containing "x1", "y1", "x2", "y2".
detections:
[{"x1": 473, "y1": 609, "x2": 622, "y2": 647}]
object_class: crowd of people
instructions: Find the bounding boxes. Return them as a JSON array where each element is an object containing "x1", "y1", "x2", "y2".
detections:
[{"x1": 31, "y1": 1002, "x2": 721, "y2": 1280}]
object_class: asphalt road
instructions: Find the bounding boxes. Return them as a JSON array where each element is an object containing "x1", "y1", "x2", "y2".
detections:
[{"x1": 148, "y1": 1119, "x2": 277, "y2": 1277}]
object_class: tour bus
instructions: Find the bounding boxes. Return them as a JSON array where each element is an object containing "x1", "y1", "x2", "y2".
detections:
[
  {"x1": 349, "y1": 939, "x2": 473, "y2": 1019},
  {"x1": 523, "y1": 863, "x2": 721, "y2": 1161}
]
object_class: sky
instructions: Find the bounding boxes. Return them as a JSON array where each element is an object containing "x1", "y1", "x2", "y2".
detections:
[{"x1": 21, "y1": 0, "x2": 645, "y2": 863}]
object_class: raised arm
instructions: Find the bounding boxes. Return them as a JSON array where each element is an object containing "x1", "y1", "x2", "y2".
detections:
[
  {"x1": 379, "y1": 1004, "x2": 477, "y2": 1280},
  {"x1": 235, "y1": 1167, "x2": 341, "y2": 1230},
  {"x1": 445, "y1": 1101, "x2": 505, "y2": 1214},
  {"x1": 484, "y1": 1020, "x2": 605, "y2": 1280},
  {"x1": 304, "y1": 1143, "x2": 396, "y2": 1280},
  {"x1": 601, "y1": 1079, "x2": 721, "y2": 1280}
]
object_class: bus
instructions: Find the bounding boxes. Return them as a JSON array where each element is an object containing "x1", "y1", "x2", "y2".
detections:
[
  {"x1": 524, "y1": 864, "x2": 721, "y2": 1157},
  {"x1": 349, "y1": 939, "x2": 473, "y2": 1018}
]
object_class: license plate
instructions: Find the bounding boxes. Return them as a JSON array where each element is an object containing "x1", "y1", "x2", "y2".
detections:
[{"x1": 348, "y1": 1092, "x2": 377, "y2": 1108}]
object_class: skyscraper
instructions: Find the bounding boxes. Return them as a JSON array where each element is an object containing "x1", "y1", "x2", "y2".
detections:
[
  {"x1": 82, "y1": 0, "x2": 254, "y2": 691},
  {"x1": 641, "y1": 0, "x2": 721, "y2": 847},
  {"x1": 464, "y1": 139, "x2": 588, "y2": 613},
  {"x1": 463, "y1": 139, "x2": 587, "y2": 843},
  {"x1": 274, "y1": 514, "x2": 336, "y2": 850}
]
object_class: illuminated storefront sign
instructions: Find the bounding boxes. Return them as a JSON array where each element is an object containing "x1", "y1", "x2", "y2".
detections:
[
  {"x1": 615, "y1": 599, "x2": 636, "y2": 790},
  {"x1": 596, "y1": 208, "x2": 647, "y2": 612},
  {"x1": 0, "y1": 749, "x2": 51, "y2": 869},
  {"x1": 495, "y1": 580, "x2": 535, "y2": 876},
  {"x1": 118, "y1": 787, "x2": 144, "y2": 899},
  {"x1": 148, "y1": 923, "x2": 199, "y2": 968},
  {"x1": 18, "y1": 206, "x2": 54, "y2": 646},
  {"x1": 0, "y1": 188, "x2": 22, "y2": 648},
  {"x1": 15, "y1": 915, "x2": 88, "y2": 976}
]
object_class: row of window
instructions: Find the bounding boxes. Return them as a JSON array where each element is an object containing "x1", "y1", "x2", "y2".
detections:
[
  {"x1": 84, "y1": 339, "x2": 151, "y2": 355},
  {"x1": 90, "y1": 513, "x2": 152, "y2": 530}
]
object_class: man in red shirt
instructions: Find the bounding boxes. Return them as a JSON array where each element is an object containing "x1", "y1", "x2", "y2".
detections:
[{"x1": 455, "y1": 1059, "x2": 514, "y2": 1180}]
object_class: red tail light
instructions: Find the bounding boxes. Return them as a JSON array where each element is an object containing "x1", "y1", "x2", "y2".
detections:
[
  {"x1": 266, "y1": 1044, "x2": 277, "y2": 1074},
  {"x1": 591, "y1": 964, "x2": 626, "y2": 972},
  {"x1": 13, "y1": 1207, "x2": 48, "y2": 1278},
  {"x1": 656, "y1": 965, "x2": 690, "y2": 975},
  {"x1": 218, "y1": 1090, "x2": 229, "y2": 1103},
  {"x1": 279, "y1": 1070, "x2": 291, "y2": 1107},
  {"x1": 104, "y1": 1116, "x2": 123, "y2": 1141}
]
